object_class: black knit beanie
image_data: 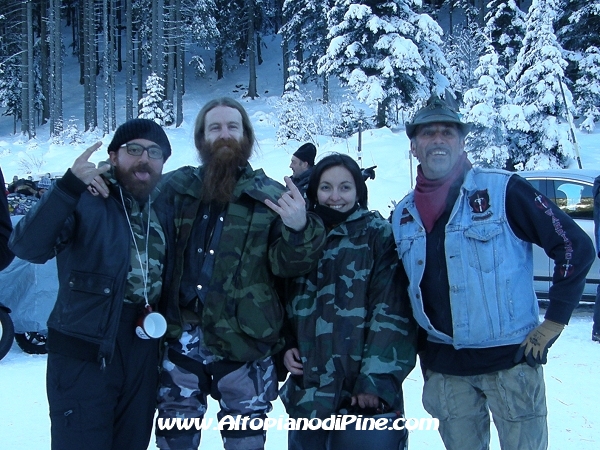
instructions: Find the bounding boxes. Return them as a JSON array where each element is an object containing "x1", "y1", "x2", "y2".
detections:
[
  {"x1": 107, "y1": 119, "x2": 172, "y2": 161},
  {"x1": 293, "y1": 143, "x2": 317, "y2": 166}
]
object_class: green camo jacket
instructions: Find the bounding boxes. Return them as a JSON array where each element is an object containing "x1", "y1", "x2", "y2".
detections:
[
  {"x1": 154, "y1": 164, "x2": 326, "y2": 362},
  {"x1": 280, "y1": 208, "x2": 417, "y2": 418}
]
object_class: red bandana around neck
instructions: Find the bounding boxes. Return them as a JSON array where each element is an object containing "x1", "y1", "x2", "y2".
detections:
[{"x1": 414, "y1": 152, "x2": 471, "y2": 233}]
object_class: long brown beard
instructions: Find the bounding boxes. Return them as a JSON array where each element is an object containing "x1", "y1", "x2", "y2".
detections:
[{"x1": 197, "y1": 137, "x2": 252, "y2": 204}]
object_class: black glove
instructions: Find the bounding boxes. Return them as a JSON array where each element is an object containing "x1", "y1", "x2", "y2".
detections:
[{"x1": 361, "y1": 166, "x2": 377, "y2": 181}]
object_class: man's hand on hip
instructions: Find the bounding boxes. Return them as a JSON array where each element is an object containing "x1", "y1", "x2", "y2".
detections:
[{"x1": 514, "y1": 319, "x2": 565, "y2": 367}]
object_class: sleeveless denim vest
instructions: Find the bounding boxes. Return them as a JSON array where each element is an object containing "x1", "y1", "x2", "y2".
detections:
[{"x1": 392, "y1": 167, "x2": 539, "y2": 349}]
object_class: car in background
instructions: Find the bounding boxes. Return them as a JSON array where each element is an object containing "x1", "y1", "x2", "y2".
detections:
[
  {"x1": 0, "y1": 215, "x2": 57, "y2": 360},
  {"x1": 519, "y1": 169, "x2": 599, "y2": 303}
]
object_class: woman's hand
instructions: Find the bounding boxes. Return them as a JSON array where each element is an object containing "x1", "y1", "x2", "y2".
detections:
[
  {"x1": 351, "y1": 393, "x2": 380, "y2": 410},
  {"x1": 283, "y1": 348, "x2": 304, "y2": 375}
]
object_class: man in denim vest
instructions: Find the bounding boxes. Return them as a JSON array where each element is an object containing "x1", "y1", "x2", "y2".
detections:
[{"x1": 392, "y1": 94, "x2": 594, "y2": 450}]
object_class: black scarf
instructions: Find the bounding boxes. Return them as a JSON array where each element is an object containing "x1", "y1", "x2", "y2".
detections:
[{"x1": 313, "y1": 203, "x2": 359, "y2": 228}]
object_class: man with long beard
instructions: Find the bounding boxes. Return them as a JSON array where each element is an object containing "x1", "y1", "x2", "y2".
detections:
[
  {"x1": 152, "y1": 97, "x2": 326, "y2": 450},
  {"x1": 10, "y1": 119, "x2": 171, "y2": 450}
]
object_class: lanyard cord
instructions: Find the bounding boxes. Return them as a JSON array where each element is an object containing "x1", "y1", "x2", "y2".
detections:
[{"x1": 120, "y1": 187, "x2": 151, "y2": 307}]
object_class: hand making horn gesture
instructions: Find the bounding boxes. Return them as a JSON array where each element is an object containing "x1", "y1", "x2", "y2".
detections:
[
  {"x1": 71, "y1": 142, "x2": 111, "y2": 195},
  {"x1": 264, "y1": 176, "x2": 307, "y2": 231}
]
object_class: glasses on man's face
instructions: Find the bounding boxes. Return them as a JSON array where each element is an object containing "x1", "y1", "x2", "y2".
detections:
[{"x1": 122, "y1": 143, "x2": 164, "y2": 160}]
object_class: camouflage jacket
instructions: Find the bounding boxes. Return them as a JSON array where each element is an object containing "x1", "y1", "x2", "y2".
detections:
[
  {"x1": 9, "y1": 168, "x2": 167, "y2": 364},
  {"x1": 154, "y1": 164, "x2": 326, "y2": 362},
  {"x1": 280, "y1": 208, "x2": 417, "y2": 419}
]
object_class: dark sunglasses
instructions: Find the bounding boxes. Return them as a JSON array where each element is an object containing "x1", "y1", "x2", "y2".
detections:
[{"x1": 122, "y1": 143, "x2": 164, "y2": 160}]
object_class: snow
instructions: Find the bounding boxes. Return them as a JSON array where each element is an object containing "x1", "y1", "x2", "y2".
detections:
[{"x1": 1, "y1": 33, "x2": 600, "y2": 450}]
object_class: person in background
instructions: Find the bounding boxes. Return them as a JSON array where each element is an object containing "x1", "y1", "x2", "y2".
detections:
[
  {"x1": 392, "y1": 94, "x2": 594, "y2": 450},
  {"x1": 7, "y1": 175, "x2": 19, "y2": 193},
  {"x1": 0, "y1": 167, "x2": 14, "y2": 270},
  {"x1": 289, "y1": 142, "x2": 316, "y2": 195},
  {"x1": 36, "y1": 176, "x2": 52, "y2": 197},
  {"x1": 152, "y1": 97, "x2": 326, "y2": 450},
  {"x1": 280, "y1": 153, "x2": 416, "y2": 450},
  {"x1": 9, "y1": 119, "x2": 172, "y2": 450},
  {"x1": 14, "y1": 178, "x2": 37, "y2": 196},
  {"x1": 592, "y1": 174, "x2": 600, "y2": 342}
]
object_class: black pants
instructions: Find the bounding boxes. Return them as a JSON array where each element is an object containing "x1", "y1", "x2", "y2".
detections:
[
  {"x1": 288, "y1": 429, "x2": 329, "y2": 450},
  {"x1": 46, "y1": 304, "x2": 160, "y2": 450}
]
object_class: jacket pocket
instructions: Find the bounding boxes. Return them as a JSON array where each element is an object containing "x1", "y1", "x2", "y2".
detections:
[
  {"x1": 236, "y1": 292, "x2": 284, "y2": 344},
  {"x1": 464, "y1": 224, "x2": 504, "y2": 273},
  {"x1": 60, "y1": 271, "x2": 115, "y2": 340},
  {"x1": 397, "y1": 236, "x2": 416, "y2": 260}
]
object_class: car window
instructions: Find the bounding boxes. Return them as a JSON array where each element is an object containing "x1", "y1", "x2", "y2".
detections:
[
  {"x1": 550, "y1": 180, "x2": 593, "y2": 219},
  {"x1": 525, "y1": 178, "x2": 544, "y2": 194}
]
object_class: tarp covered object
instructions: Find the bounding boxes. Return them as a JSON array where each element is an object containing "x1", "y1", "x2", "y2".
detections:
[{"x1": 0, "y1": 216, "x2": 58, "y2": 333}]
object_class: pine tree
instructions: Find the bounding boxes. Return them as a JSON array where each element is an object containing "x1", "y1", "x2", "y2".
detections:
[
  {"x1": 276, "y1": 58, "x2": 314, "y2": 145},
  {"x1": 506, "y1": 0, "x2": 574, "y2": 169},
  {"x1": 444, "y1": 24, "x2": 486, "y2": 97},
  {"x1": 463, "y1": 44, "x2": 511, "y2": 168},
  {"x1": 318, "y1": 0, "x2": 447, "y2": 128},
  {"x1": 0, "y1": 63, "x2": 21, "y2": 134},
  {"x1": 556, "y1": 1, "x2": 600, "y2": 129},
  {"x1": 483, "y1": 0, "x2": 526, "y2": 76},
  {"x1": 556, "y1": 1, "x2": 600, "y2": 64},
  {"x1": 281, "y1": 0, "x2": 330, "y2": 85},
  {"x1": 138, "y1": 73, "x2": 167, "y2": 125},
  {"x1": 575, "y1": 46, "x2": 600, "y2": 132}
]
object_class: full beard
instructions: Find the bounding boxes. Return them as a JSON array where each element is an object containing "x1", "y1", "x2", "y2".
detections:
[
  {"x1": 114, "y1": 162, "x2": 161, "y2": 202},
  {"x1": 197, "y1": 137, "x2": 252, "y2": 204}
]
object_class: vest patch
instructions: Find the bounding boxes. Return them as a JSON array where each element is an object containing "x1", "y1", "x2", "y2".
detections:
[
  {"x1": 469, "y1": 189, "x2": 492, "y2": 220},
  {"x1": 399, "y1": 207, "x2": 414, "y2": 225}
]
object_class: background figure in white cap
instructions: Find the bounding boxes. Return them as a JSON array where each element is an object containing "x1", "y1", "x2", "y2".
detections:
[
  {"x1": 289, "y1": 142, "x2": 316, "y2": 196},
  {"x1": 392, "y1": 93, "x2": 594, "y2": 450},
  {"x1": 9, "y1": 118, "x2": 171, "y2": 450},
  {"x1": 36, "y1": 176, "x2": 52, "y2": 198}
]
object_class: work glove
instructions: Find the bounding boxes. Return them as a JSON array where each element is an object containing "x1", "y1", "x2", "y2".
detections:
[{"x1": 514, "y1": 319, "x2": 565, "y2": 367}]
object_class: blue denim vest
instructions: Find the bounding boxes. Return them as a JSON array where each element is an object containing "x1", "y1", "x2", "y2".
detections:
[{"x1": 392, "y1": 167, "x2": 539, "y2": 349}]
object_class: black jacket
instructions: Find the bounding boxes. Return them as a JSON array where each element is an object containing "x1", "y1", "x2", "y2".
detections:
[
  {"x1": 9, "y1": 169, "x2": 168, "y2": 364},
  {"x1": 291, "y1": 168, "x2": 313, "y2": 197},
  {"x1": 0, "y1": 167, "x2": 14, "y2": 271}
]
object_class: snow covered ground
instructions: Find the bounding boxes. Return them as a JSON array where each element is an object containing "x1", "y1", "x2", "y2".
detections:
[
  {"x1": 0, "y1": 308, "x2": 598, "y2": 449},
  {"x1": 1, "y1": 34, "x2": 600, "y2": 449}
]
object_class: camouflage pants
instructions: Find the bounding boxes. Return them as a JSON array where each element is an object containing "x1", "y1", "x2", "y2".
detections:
[{"x1": 155, "y1": 323, "x2": 278, "y2": 450}]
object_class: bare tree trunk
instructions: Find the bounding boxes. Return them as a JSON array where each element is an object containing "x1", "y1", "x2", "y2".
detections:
[
  {"x1": 90, "y1": 0, "x2": 98, "y2": 130},
  {"x1": 246, "y1": 0, "x2": 257, "y2": 99},
  {"x1": 40, "y1": 2, "x2": 50, "y2": 126},
  {"x1": 165, "y1": 0, "x2": 175, "y2": 125},
  {"x1": 125, "y1": 0, "x2": 134, "y2": 120},
  {"x1": 20, "y1": 2, "x2": 29, "y2": 137},
  {"x1": 26, "y1": 0, "x2": 35, "y2": 138},
  {"x1": 281, "y1": 36, "x2": 289, "y2": 95},
  {"x1": 102, "y1": 0, "x2": 111, "y2": 135},
  {"x1": 215, "y1": 48, "x2": 224, "y2": 79},
  {"x1": 110, "y1": 0, "x2": 117, "y2": 130},
  {"x1": 136, "y1": 27, "x2": 143, "y2": 115},
  {"x1": 175, "y1": 0, "x2": 184, "y2": 127},
  {"x1": 49, "y1": 0, "x2": 63, "y2": 137}
]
